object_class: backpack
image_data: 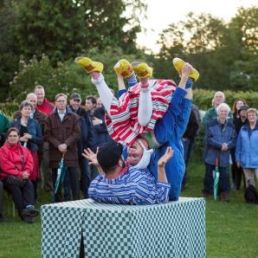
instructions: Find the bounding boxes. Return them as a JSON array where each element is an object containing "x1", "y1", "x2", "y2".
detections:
[{"x1": 244, "y1": 185, "x2": 258, "y2": 204}]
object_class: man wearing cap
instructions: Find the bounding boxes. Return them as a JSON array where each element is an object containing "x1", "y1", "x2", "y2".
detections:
[
  {"x1": 84, "y1": 141, "x2": 173, "y2": 205},
  {"x1": 69, "y1": 92, "x2": 94, "y2": 198}
]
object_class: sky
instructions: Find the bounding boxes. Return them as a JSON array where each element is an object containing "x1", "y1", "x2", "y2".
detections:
[{"x1": 136, "y1": 0, "x2": 258, "y2": 53}]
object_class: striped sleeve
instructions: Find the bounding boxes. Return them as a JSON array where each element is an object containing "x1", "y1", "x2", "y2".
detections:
[
  {"x1": 88, "y1": 169, "x2": 170, "y2": 205},
  {"x1": 105, "y1": 80, "x2": 176, "y2": 145}
]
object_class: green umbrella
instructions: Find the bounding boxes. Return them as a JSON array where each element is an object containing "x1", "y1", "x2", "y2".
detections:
[
  {"x1": 213, "y1": 158, "x2": 220, "y2": 200},
  {"x1": 54, "y1": 154, "x2": 66, "y2": 194}
]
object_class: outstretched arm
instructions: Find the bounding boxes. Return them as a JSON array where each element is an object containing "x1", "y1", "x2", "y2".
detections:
[
  {"x1": 82, "y1": 147, "x2": 104, "y2": 175},
  {"x1": 157, "y1": 147, "x2": 174, "y2": 183},
  {"x1": 91, "y1": 72, "x2": 114, "y2": 116}
]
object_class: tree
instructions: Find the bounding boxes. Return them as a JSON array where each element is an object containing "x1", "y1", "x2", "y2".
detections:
[
  {"x1": 0, "y1": 0, "x2": 146, "y2": 101},
  {"x1": 156, "y1": 7, "x2": 258, "y2": 91},
  {"x1": 224, "y1": 7, "x2": 258, "y2": 90},
  {"x1": 156, "y1": 13, "x2": 227, "y2": 89},
  {"x1": 8, "y1": 47, "x2": 147, "y2": 102},
  {"x1": 11, "y1": 0, "x2": 145, "y2": 61}
]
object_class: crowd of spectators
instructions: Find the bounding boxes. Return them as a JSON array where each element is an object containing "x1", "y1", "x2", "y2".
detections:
[{"x1": 0, "y1": 85, "x2": 257, "y2": 222}]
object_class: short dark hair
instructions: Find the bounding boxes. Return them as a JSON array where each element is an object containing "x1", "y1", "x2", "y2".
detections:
[
  {"x1": 86, "y1": 96, "x2": 97, "y2": 105},
  {"x1": 97, "y1": 141, "x2": 123, "y2": 173},
  {"x1": 6, "y1": 127, "x2": 20, "y2": 137}
]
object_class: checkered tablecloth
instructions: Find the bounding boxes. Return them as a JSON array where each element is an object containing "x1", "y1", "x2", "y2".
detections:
[{"x1": 41, "y1": 197, "x2": 205, "y2": 258}]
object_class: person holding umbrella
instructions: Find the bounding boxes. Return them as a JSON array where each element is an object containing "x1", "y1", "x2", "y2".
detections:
[
  {"x1": 45, "y1": 93, "x2": 81, "y2": 202},
  {"x1": 202, "y1": 103, "x2": 236, "y2": 201}
]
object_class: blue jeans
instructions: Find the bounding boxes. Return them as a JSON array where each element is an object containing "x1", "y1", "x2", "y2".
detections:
[{"x1": 203, "y1": 163, "x2": 230, "y2": 194}]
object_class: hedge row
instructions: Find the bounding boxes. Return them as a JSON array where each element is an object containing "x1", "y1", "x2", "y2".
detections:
[{"x1": 194, "y1": 89, "x2": 258, "y2": 110}]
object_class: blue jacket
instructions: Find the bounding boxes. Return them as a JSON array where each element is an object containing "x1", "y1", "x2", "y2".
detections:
[
  {"x1": 11, "y1": 118, "x2": 43, "y2": 152},
  {"x1": 235, "y1": 123, "x2": 258, "y2": 168},
  {"x1": 204, "y1": 119, "x2": 236, "y2": 167}
]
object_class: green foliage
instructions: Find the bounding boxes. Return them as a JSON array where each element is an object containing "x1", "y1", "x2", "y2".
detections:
[
  {"x1": 193, "y1": 89, "x2": 258, "y2": 110},
  {"x1": 8, "y1": 47, "x2": 147, "y2": 103},
  {"x1": 156, "y1": 7, "x2": 258, "y2": 91},
  {"x1": 0, "y1": 0, "x2": 146, "y2": 100}
]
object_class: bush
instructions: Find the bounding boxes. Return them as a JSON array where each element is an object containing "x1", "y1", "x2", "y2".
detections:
[
  {"x1": 8, "y1": 47, "x2": 147, "y2": 103},
  {"x1": 193, "y1": 89, "x2": 258, "y2": 110}
]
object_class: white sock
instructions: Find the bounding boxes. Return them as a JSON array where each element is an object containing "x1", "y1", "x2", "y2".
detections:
[{"x1": 138, "y1": 88, "x2": 152, "y2": 126}]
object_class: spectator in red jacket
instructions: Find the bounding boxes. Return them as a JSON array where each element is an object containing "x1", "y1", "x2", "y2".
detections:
[
  {"x1": 0, "y1": 127, "x2": 38, "y2": 223},
  {"x1": 34, "y1": 85, "x2": 54, "y2": 115}
]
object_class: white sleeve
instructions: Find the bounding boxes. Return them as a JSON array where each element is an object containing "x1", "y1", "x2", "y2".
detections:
[{"x1": 91, "y1": 74, "x2": 114, "y2": 115}]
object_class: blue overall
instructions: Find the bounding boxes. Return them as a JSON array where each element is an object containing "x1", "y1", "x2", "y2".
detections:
[{"x1": 149, "y1": 80, "x2": 192, "y2": 200}]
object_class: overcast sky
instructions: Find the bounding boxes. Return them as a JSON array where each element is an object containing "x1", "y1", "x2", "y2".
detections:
[{"x1": 136, "y1": 0, "x2": 258, "y2": 53}]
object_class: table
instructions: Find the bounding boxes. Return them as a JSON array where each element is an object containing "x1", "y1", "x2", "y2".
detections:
[{"x1": 41, "y1": 197, "x2": 205, "y2": 258}]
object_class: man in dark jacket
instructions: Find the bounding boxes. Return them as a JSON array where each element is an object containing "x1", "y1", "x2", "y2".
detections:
[
  {"x1": 69, "y1": 92, "x2": 94, "y2": 198},
  {"x1": 45, "y1": 93, "x2": 80, "y2": 202}
]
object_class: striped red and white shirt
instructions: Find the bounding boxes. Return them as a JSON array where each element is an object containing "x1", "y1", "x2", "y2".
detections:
[{"x1": 105, "y1": 79, "x2": 176, "y2": 145}]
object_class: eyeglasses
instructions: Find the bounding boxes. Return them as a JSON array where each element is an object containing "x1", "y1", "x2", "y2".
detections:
[
  {"x1": 56, "y1": 100, "x2": 66, "y2": 103},
  {"x1": 73, "y1": 99, "x2": 81, "y2": 103}
]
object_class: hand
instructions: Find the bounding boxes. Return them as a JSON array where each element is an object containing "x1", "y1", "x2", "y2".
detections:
[
  {"x1": 221, "y1": 143, "x2": 228, "y2": 151},
  {"x1": 236, "y1": 162, "x2": 240, "y2": 168},
  {"x1": 23, "y1": 133, "x2": 32, "y2": 140},
  {"x1": 82, "y1": 148, "x2": 99, "y2": 166},
  {"x1": 158, "y1": 147, "x2": 174, "y2": 167},
  {"x1": 92, "y1": 117, "x2": 103, "y2": 126},
  {"x1": 19, "y1": 136, "x2": 28, "y2": 142},
  {"x1": 22, "y1": 171, "x2": 30, "y2": 179},
  {"x1": 181, "y1": 63, "x2": 193, "y2": 78},
  {"x1": 58, "y1": 143, "x2": 67, "y2": 153}
]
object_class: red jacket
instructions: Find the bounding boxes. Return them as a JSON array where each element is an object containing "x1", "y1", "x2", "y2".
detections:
[
  {"x1": 36, "y1": 98, "x2": 54, "y2": 116},
  {"x1": 0, "y1": 143, "x2": 33, "y2": 180}
]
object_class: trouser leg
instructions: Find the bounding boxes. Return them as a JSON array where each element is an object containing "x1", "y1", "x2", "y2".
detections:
[
  {"x1": 68, "y1": 167, "x2": 80, "y2": 200},
  {"x1": 41, "y1": 142, "x2": 53, "y2": 191},
  {"x1": 32, "y1": 180, "x2": 38, "y2": 201},
  {"x1": 218, "y1": 166, "x2": 230, "y2": 193},
  {"x1": 63, "y1": 170, "x2": 71, "y2": 201},
  {"x1": 203, "y1": 163, "x2": 214, "y2": 195},
  {"x1": 22, "y1": 180, "x2": 35, "y2": 207},
  {"x1": 52, "y1": 168, "x2": 62, "y2": 202},
  {"x1": 243, "y1": 168, "x2": 256, "y2": 187},
  {"x1": 80, "y1": 158, "x2": 91, "y2": 198},
  {"x1": 3, "y1": 180, "x2": 25, "y2": 214}
]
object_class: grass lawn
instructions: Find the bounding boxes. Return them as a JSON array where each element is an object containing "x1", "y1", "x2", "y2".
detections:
[{"x1": 0, "y1": 160, "x2": 257, "y2": 258}]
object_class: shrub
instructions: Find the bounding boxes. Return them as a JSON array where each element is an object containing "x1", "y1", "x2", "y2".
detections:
[
  {"x1": 8, "y1": 47, "x2": 147, "y2": 103},
  {"x1": 193, "y1": 89, "x2": 258, "y2": 110}
]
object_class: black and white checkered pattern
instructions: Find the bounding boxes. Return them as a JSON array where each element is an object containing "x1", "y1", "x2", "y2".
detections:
[{"x1": 41, "y1": 198, "x2": 205, "y2": 258}]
